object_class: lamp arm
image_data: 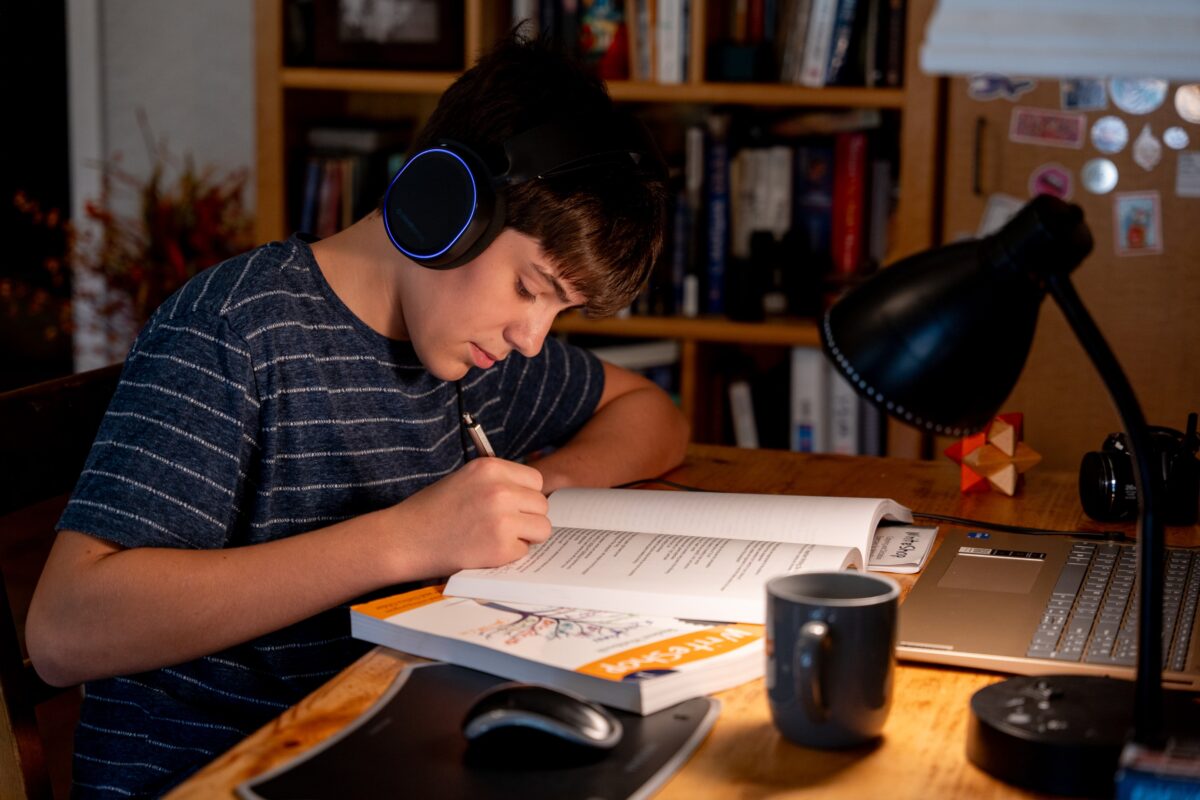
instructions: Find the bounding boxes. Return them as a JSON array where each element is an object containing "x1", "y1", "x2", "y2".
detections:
[{"x1": 1044, "y1": 271, "x2": 1164, "y2": 746}]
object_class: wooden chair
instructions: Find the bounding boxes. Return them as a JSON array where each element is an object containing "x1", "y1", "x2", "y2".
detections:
[{"x1": 0, "y1": 364, "x2": 121, "y2": 800}]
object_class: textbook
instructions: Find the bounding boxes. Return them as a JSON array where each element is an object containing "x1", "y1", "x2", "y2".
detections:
[
  {"x1": 443, "y1": 488, "x2": 933, "y2": 624},
  {"x1": 350, "y1": 585, "x2": 764, "y2": 715}
]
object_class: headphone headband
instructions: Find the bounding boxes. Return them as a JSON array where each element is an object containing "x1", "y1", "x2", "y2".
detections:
[{"x1": 383, "y1": 112, "x2": 662, "y2": 270}]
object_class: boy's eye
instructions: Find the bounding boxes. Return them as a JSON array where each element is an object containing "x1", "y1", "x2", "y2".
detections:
[{"x1": 515, "y1": 280, "x2": 536, "y2": 301}]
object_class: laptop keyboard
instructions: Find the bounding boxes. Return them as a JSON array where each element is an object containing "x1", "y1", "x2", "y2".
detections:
[{"x1": 1027, "y1": 542, "x2": 1199, "y2": 671}]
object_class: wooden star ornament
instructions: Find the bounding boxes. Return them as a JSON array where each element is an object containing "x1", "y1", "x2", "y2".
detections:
[{"x1": 944, "y1": 413, "x2": 1042, "y2": 496}]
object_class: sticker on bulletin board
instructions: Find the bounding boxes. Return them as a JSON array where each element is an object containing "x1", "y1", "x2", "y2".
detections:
[
  {"x1": 1009, "y1": 107, "x2": 1086, "y2": 149},
  {"x1": 1028, "y1": 163, "x2": 1073, "y2": 200},
  {"x1": 1113, "y1": 192, "x2": 1163, "y2": 256},
  {"x1": 1060, "y1": 79, "x2": 1107, "y2": 111},
  {"x1": 968, "y1": 74, "x2": 1036, "y2": 101}
]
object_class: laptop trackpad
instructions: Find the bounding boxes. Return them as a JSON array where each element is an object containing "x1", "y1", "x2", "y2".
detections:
[{"x1": 937, "y1": 552, "x2": 1044, "y2": 594}]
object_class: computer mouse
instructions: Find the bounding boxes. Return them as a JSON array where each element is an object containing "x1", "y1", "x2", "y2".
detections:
[{"x1": 461, "y1": 683, "x2": 623, "y2": 766}]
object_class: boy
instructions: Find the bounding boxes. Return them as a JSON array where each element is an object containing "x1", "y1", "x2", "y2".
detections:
[{"x1": 27, "y1": 34, "x2": 687, "y2": 797}]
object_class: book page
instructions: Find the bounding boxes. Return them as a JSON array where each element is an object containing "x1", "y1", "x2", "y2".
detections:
[
  {"x1": 445, "y1": 527, "x2": 862, "y2": 623},
  {"x1": 548, "y1": 488, "x2": 911, "y2": 559}
]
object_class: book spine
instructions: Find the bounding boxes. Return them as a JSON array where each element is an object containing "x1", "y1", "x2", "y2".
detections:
[
  {"x1": 747, "y1": 0, "x2": 765, "y2": 42},
  {"x1": 798, "y1": 0, "x2": 838, "y2": 87},
  {"x1": 867, "y1": 157, "x2": 893, "y2": 268},
  {"x1": 684, "y1": 124, "x2": 705, "y2": 317},
  {"x1": 863, "y1": 0, "x2": 881, "y2": 87},
  {"x1": 299, "y1": 157, "x2": 321, "y2": 234},
  {"x1": 778, "y1": 0, "x2": 813, "y2": 83},
  {"x1": 831, "y1": 130, "x2": 866, "y2": 277},
  {"x1": 728, "y1": 379, "x2": 760, "y2": 448},
  {"x1": 824, "y1": 0, "x2": 860, "y2": 85},
  {"x1": 881, "y1": 0, "x2": 905, "y2": 87},
  {"x1": 790, "y1": 346, "x2": 829, "y2": 452},
  {"x1": 828, "y1": 364, "x2": 859, "y2": 454},
  {"x1": 656, "y1": 0, "x2": 684, "y2": 83},
  {"x1": 704, "y1": 114, "x2": 731, "y2": 314},
  {"x1": 763, "y1": 146, "x2": 794, "y2": 240},
  {"x1": 628, "y1": 0, "x2": 648, "y2": 79},
  {"x1": 669, "y1": 188, "x2": 689, "y2": 315},
  {"x1": 858, "y1": 393, "x2": 885, "y2": 456},
  {"x1": 729, "y1": 148, "x2": 754, "y2": 261},
  {"x1": 792, "y1": 139, "x2": 835, "y2": 260},
  {"x1": 315, "y1": 159, "x2": 340, "y2": 239}
]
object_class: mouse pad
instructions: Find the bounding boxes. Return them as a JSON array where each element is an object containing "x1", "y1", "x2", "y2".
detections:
[{"x1": 237, "y1": 663, "x2": 719, "y2": 800}]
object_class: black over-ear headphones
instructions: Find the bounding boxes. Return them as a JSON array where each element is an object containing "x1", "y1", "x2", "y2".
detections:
[{"x1": 382, "y1": 112, "x2": 663, "y2": 270}]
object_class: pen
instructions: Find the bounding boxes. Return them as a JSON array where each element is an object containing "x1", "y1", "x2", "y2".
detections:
[{"x1": 461, "y1": 412, "x2": 496, "y2": 458}]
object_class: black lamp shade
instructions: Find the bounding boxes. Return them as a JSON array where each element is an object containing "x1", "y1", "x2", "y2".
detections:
[{"x1": 820, "y1": 195, "x2": 1094, "y2": 436}]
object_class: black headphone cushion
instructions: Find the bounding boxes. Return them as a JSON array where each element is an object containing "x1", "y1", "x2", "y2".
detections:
[{"x1": 384, "y1": 146, "x2": 500, "y2": 269}]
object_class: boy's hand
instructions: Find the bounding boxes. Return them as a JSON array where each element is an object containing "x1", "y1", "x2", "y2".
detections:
[{"x1": 392, "y1": 457, "x2": 551, "y2": 576}]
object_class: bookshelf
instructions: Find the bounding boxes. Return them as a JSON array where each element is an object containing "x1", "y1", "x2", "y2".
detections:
[{"x1": 253, "y1": 0, "x2": 941, "y2": 455}]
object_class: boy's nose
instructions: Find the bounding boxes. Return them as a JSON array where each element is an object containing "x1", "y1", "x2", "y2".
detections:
[{"x1": 506, "y1": 308, "x2": 557, "y2": 358}]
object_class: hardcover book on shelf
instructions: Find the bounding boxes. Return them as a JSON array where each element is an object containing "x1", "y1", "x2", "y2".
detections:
[
  {"x1": 792, "y1": 138, "x2": 836, "y2": 266},
  {"x1": 442, "y1": 487, "x2": 934, "y2": 624},
  {"x1": 831, "y1": 130, "x2": 867, "y2": 277},
  {"x1": 655, "y1": 0, "x2": 686, "y2": 83},
  {"x1": 798, "y1": 0, "x2": 838, "y2": 86},
  {"x1": 881, "y1": 0, "x2": 905, "y2": 86},
  {"x1": 704, "y1": 113, "x2": 732, "y2": 314},
  {"x1": 823, "y1": 0, "x2": 862, "y2": 85},
  {"x1": 777, "y1": 0, "x2": 815, "y2": 83},
  {"x1": 351, "y1": 585, "x2": 764, "y2": 715}
]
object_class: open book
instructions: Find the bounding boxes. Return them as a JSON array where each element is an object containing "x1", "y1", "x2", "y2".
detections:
[
  {"x1": 351, "y1": 585, "x2": 763, "y2": 715},
  {"x1": 444, "y1": 489, "x2": 934, "y2": 624}
]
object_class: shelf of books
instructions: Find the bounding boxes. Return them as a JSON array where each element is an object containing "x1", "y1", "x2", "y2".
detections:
[{"x1": 255, "y1": 0, "x2": 940, "y2": 458}]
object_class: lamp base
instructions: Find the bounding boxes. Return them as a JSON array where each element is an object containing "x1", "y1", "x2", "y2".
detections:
[{"x1": 966, "y1": 675, "x2": 1134, "y2": 797}]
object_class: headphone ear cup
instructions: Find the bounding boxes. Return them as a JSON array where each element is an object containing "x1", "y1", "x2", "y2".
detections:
[{"x1": 382, "y1": 143, "x2": 500, "y2": 269}]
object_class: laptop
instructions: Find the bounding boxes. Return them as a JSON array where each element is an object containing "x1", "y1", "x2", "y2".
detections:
[{"x1": 897, "y1": 529, "x2": 1200, "y2": 689}]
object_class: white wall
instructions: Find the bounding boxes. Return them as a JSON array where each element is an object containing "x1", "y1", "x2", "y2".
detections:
[{"x1": 70, "y1": 0, "x2": 255, "y2": 369}]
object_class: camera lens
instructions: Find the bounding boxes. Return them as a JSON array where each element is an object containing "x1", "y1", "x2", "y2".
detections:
[{"x1": 1079, "y1": 451, "x2": 1138, "y2": 521}]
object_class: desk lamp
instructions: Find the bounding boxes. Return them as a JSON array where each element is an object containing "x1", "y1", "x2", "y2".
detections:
[
  {"x1": 820, "y1": 2, "x2": 1200, "y2": 793},
  {"x1": 820, "y1": 194, "x2": 1173, "y2": 794}
]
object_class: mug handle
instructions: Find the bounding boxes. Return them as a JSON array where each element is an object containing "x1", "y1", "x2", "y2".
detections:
[{"x1": 796, "y1": 620, "x2": 831, "y2": 723}]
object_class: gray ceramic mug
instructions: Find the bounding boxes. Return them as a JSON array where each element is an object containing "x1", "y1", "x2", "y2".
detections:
[{"x1": 766, "y1": 571, "x2": 900, "y2": 748}]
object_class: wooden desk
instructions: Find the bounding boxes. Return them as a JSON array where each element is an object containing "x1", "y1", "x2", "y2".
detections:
[{"x1": 169, "y1": 445, "x2": 1200, "y2": 799}]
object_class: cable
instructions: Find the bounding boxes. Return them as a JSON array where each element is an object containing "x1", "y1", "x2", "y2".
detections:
[{"x1": 910, "y1": 512, "x2": 1132, "y2": 542}]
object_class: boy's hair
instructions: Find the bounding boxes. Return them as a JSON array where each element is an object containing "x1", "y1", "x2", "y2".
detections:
[{"x1": 404, "y1": 34, "x2": 667, "y2": 316}]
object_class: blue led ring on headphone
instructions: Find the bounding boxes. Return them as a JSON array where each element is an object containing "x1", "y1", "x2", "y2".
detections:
[{"x1": 382, "y1": 141, "x2": 501, "y2": 270}]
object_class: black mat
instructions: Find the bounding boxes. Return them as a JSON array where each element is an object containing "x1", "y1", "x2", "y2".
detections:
[{"x1": 238, "y1": 663, "x2": 719, "y2": 800}]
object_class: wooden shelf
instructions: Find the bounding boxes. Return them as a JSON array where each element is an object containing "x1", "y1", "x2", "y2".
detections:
[
  {"x1": 552, "y1": 314, "x2": 821, "y2": 346},
  {"x1": 255, "y1": 0, "x2": 941, "y2": 455},
  {"x1": 280, "y1": 67, "x2": 904, "y2": 109},
  {"x1": 281, "y1": 68, "x2": 459, "y2": 94}
]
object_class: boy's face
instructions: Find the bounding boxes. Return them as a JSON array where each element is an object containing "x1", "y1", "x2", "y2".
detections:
[{"x1": 399, "y1": 229, "x2": 586, "y2": 380}]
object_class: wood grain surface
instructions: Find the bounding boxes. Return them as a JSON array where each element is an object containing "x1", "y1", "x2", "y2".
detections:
[{"x1": 168, "y1": 445, "x2": 1199, "y2": 799}]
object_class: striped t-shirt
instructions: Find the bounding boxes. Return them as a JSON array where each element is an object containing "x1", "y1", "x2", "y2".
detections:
[{"x1": 57, "y1": 235, "x2": 605, "y2": 797}]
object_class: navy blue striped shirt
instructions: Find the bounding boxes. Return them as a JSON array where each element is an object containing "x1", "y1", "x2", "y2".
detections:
[{"x1": 57, "y1": 235, "x2": 605, "y2": 797}]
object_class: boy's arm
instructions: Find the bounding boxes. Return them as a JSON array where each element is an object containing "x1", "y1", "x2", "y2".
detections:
[
  {"x1": 26, "y1": 457, "x2": 549, "y2": 687},
  {"x1": 530, "y1": 360, "x2": 689, "y2": 494}
]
